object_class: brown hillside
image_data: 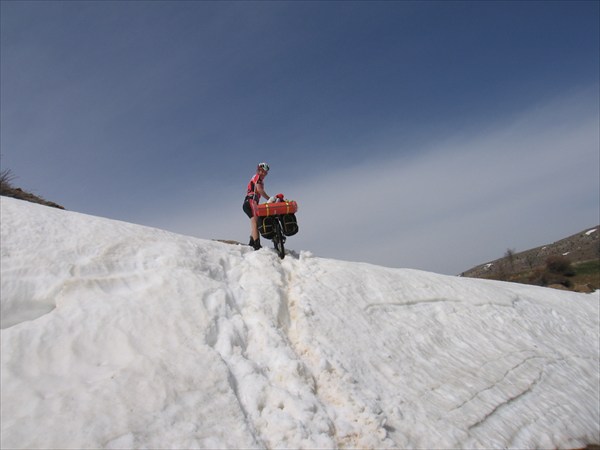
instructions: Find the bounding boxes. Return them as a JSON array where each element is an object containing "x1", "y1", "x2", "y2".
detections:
[{"x1": 462, "y1": 226, "x2": 600, "y2": 291}]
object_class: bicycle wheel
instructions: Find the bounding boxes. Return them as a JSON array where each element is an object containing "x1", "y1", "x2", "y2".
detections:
[{"x1": 273, "y1": 220, "x2": 286, "y2": 259}]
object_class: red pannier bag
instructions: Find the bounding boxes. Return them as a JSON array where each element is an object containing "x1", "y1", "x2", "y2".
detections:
[{"x1": 253, "y1": 200, "x2": 298, "y2": 217}]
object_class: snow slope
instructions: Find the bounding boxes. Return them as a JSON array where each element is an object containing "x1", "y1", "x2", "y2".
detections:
[{"x1": 1, "y1": 196, "x2": 598, "y2": 449}]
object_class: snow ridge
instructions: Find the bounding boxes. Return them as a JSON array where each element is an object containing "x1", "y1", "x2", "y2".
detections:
[{"x1": 1, "y1": 197, "x2": 599, "y2": 449}]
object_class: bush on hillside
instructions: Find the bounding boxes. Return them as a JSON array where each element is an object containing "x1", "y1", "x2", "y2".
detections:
[
  {"x1": 528, "y1": 268, "x2": 572, "y2": 288},
  {"x1": 0, "y1": 168, "x2": 16, "y2": 191},
  {"x1": 0, "y1": 168, "x2": 64, "y2": 209},
  {"x1": 545, "y1": 255, "x2": 574, "y2": 276},
  {"x1": 526, "y1": 255, "x2": 576, "y2": 288}
]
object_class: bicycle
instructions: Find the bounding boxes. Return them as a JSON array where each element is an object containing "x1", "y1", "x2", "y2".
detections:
[{"x1": 255, "y1": 199, "x2": 298, "y2": 260}]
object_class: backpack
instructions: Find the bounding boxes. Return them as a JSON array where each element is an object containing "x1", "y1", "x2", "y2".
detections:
[
  {"x1": 280, "y1": 214, "x2": 298, "y2": 236},
  {"x1": 258, "y1": 216, "x2": 276, "y2": 239}
]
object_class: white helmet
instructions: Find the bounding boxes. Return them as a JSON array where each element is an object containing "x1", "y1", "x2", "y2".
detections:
[{"x1": 257, "y1": 162, "x2": 270, "y2": 172}]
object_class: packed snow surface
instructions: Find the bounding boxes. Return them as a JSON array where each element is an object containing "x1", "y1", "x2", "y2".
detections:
[{"x1": 1, "y1": 196, "x2": 599, "y2": 449}]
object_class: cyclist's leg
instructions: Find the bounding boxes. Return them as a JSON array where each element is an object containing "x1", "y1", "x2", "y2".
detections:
[
  {"x1": 243, "y1": 199, "x2": 260, "y2": 248},
  {"x1": 252, "y1": 222, "x2": 261, "y2": 249}
]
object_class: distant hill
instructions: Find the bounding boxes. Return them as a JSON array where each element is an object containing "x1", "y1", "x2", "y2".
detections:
[{"x1": 462, "y1": 226, "x2": 600, "y2": 292}]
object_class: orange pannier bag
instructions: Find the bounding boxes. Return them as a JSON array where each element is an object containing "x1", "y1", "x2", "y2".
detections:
[{"x1": 253, "y1": 200, "x2": 298, "y2": 217}]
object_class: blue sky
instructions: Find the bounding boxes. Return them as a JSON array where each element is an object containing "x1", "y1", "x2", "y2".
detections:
[{"x1": 1, "y1": 1, "x2": 599, "y2": 275}]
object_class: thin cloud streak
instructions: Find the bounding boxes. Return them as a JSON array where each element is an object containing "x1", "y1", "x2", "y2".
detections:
[
  {"x1": 150, "y1": 88, "x2": 599, "y2": 275},
  {"x1": 292, "y1": 93, "x2": 599, "y2": 274}
]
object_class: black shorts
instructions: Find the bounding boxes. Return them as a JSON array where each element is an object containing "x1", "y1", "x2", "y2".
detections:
[{"x1": 243, "y1": 198, "x2": 254, "y2": 218}]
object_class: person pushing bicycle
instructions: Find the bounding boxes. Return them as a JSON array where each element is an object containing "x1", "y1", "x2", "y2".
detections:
[{"x1": 243, "y1": 162, "x2": 273, "y2": 250}]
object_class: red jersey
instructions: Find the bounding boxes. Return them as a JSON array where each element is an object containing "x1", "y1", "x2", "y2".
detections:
[{"x1": 246, "y1": 174, "x2": 264, "y2": 203}]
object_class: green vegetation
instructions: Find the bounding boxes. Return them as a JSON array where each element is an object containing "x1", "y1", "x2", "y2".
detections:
[
  {"x1": 574, "y1": 259, "x2": 600, "y2": 276},
  {"x1": 571, "y1": 260, "x2": 600, "y2": 290}
]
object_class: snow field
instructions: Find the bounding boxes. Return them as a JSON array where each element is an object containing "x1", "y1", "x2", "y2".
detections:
[{"x1": 1, "y1": 196, "x2": 599, "y2": 449}]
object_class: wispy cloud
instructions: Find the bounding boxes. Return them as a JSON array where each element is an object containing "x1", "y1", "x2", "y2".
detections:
[{"x1": 151, "y1": 87, "x2": 599, "y2": 275}]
